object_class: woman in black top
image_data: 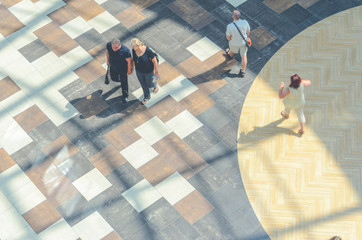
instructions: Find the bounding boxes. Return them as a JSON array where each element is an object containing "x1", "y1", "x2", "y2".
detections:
[{"x1": 130, "y1": 38, "x2": 159, "y2": 105}]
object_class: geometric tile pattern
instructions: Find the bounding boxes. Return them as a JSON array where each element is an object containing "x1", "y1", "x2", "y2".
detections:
[
  {"x1": 0, "y1": 0, "x2": 360, "y2": 239},
  {"x1": 238, "y1": 6, "x2": 362, "y2": 240}
]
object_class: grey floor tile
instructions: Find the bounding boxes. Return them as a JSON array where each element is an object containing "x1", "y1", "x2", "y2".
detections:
[
  {"x1": 27, "y1": 120, "x2": 63, "y2": 149},
  {"x1": 307, "y1": 0, "x2": 344, "y2": 19},
  {"x1": 228, "y1": 203, "x2": 270, "y2": 240},
  {"x1": 74, "y1": 29, "x2": 106, "y2": 51},
  {"x1": 280, "y1": 4, "x2": 313, "y2": 25},
  {"x1": 11, "y1": 141, "x2": 47, "y2": 172},
  {"x1": 140, "y1": 198, "x2": 181, "y2": 231},
  {"x1": 107, "y1": 201, "x2": 147, "y2": 239},
  {"x1": 201, "y1": 142, "x2": 237, "y2": 173},
  {"x1": 197, "y1": 105, "x2": 233, "y2": 133},
  {"x1": 194, "y1": 0, "x2": 224, "y2": 12},
  {"x1": 215, "y1": 120, "x2": 239, "y2": 149},
  {"x1": 102, "y1": 23, "x2": 135, "y2": 43},
  {"x1": 124, "y1": 223, "x2": 164, "y2": 240},
  {"x1": 56, "y1": 152, "x2": 94, "y2": 182},
  {"x1": 209, "y1": 83, "x2": 245, "y2": 110},
  {"x1": 189, "y1": 165, "x2": 228, "y2": 198},
  {"x1": 221, "y1": 163, "x2": 245, "y2": 190},
  {"x1": 106, "y1": 162, "x2": 144, "y2": 193},
  {"x1": 58, "y1": 114, "x2": 94, "y2": 143},
  {"x1": 19, "y1": 39, "x2": 50, "y2": 63},
  {"x1": 56, "y1": 194, "x2": 95, "y2": 226},
  {"x1": 255, "y1": 9, "x2": 288, "y2": 31},
  {"x1": 89, "y1": 185, "x2": 125, "y2": 220},
  {"x1": 142, "y1": 1, "x2": 174, "y2": 19},
  {"x1": 87, "y1": 107, "x2": 124, "y2": 136},
  {"x1": 207, "y1": 183, "x2": 248, "y2": 217},
  {"x1": 159, "y1": 43, "x2": 193, "y2": 66},
  {"x1": 199, "y1": 19, "x2": 227, "y2": 44},
  {"x1": 59, "y1": 78, "x2": 97, "y2": 105},
  {"x1": 239, "y1": 0, "x2": 270, "y2": 18},
  {"x1": 143, "y1": 30, "x2": 179, "y2": 53},
  {"x1": 158, "y1": 216, "x2": 204, "y2": 240},
  {"x1": 101, "y1": 0, "x2": 132, "y2": 16},
  {"x1": 211, "y1": 2, "x2": 236, "y2": 26},
  {"x1": 183, "y1": 126, "x2": 220, "y2": 156},
  {"x1": 193, "y1": 209, "x2": 241, "y2": 240},
  {"x1": 74, "y1": 129, "x2": 110, "y2": 158}
]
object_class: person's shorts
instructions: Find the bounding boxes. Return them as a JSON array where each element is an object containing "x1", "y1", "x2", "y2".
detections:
[{"x1": 229, "y1": 44, "x2": 248, "y2": 57}]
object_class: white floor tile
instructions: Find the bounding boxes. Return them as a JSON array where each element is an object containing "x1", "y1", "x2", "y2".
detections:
[
  {"x1": 155, "y1": 172, "x2": 195, "y2": 205},
  {"x1": 31, "y1": 51, "x2": 70, "y2": 78},
  {"x1": 8, "y1": 0, "x2": 40, "y2": 21},
  {"x1": 72, "y1": 211, "x2": 113, "y2": 240},
  {"x1": 8, "y1": 181, "x2": 46, "y2": 215},
  {"x1": 28, "y1": 87, "x2": 66, "y2": 110},
  {"x1": 60, "y1": 16, "x2": 92, "y2": 39},
  {"x1": 0, "y1": 40, "x2": 24, "y2": 68},
  {"x1": 41, "y1": 97, "x2": 79, "y2": 126},
  {"x1": 226, "y1": 0, "x2": 247, "y2": 7},
  {"x1": 166, "y1": 110, "x2": 203, "y2": 139},
  {"x1": 59, "y1": 46, "x2": 93, "y2": 70},
  {"x1": 87, "y1": 11, "x2": 120, "y2": 34},
  {"x1": 38, "y1": 219, "x2": 79, "y2": 240},
  {"x1": 132, "y1": 86, "x2": 169, "y2": 108},
  {"x1": 0, "y1": 118, "x2": 32, "y2": 155},
  {"x1": 0, "y1": 165, "x2": 31, "y2": 197},
  {"x1": 120, "y1": 139, "x2": 158, "y2": 169},
  {"x1": 162, "y1": 75, "x2": 198, "y2": 102},
  {"x1": 0, "y1": 91, "x2": 33, "y2": 118},
  {"x1": 122, "y1": 179, "x2": 162, "y2": 212},
  {"x1": 0, "y1": 191, "x2": 13, "y2": 214},
  {"x1": 6, "y1": 28, "x2": 38, "y2": 50},
  {"x1": 72, "y1": 169, "x2": 111, "y2": 201},
  {"x1": 186, "y1": 37, "x2": 221, "y2": 62},
  {"x1": 34, "y1": 0, "x2": 66, "y2": 15},
  {"x1": 0, "y1": 207, "x2": 29, "y2": 240},
  {"x1": 23, "y1": 13, "x2": 52, "y2": 32},
  {"x1": 45, "y1": 70, "x2": 79, "y2": 91},
  {"x1": 94, "y1": 0, "x2": 108, "y2": 4},
  {"x1": 134, "y1": 116, "x2": 172, "y2": 145},
  {"x1": 9, "y1": 226, "x2": 38, "y2": 240}
]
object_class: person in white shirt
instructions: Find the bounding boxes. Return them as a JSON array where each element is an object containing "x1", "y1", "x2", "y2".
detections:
[
  {"x1": 279, "y1": 74, "x2": 311, "y2": 134},
  {"x1": 226, "y1": 10, "x2": 250, "y2": 78}
]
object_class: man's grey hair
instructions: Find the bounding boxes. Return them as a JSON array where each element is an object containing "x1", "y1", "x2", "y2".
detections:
[
  {"x1": 232, "y1": 10, "x2": 241, "y2": 19},
  {"x1": 112, "y1": 38, "x2": 121, "y2": 45}
]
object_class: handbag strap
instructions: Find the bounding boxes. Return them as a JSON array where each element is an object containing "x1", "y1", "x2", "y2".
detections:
[{"x1": 233, "y1": 22, "x2": 249, "y2": 46}]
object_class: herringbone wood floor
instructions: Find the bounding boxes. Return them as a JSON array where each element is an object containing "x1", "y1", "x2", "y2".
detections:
[{"x1": 238, "y1": 6, "x2": 362, "y2": 240}]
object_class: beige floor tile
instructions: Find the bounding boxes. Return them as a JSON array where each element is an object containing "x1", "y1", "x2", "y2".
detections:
[
  {"x1": 149, "y1": 96, "x2": 186, "y2": 123},
  {"x1": 115, "y1": 6, "x2": 146, "y2": 28},
  {"x1": 0, "y1": 76, "x2": 20, "y2": 102},
  {"x1": 48, "y1": 5, "x2": 78, "y2": 26},
  {"x1": 0, "y1": 149, "x2": 16, "y2": 173},
  {"x1": 23, "y1": 200, "x2": 61, "y2": 234},
  {"x1": 179, "y1": 90, "x2": 215, "y2": 116},
  {"x1": 42, "y1": 136, "x2": 78, "y2": 165},
  {"x1": 138, "y1": 156, "x2": 176, "y2": 186},
  {"x1": 75, "y1": 59, "x2": 106, "y2": 84},
  {"x1": 174, "y1": 190, "x2": 213, "y2": 224},
  {"x1": 0, "y1": 5, "x2": 24, "y2": 37},
  {"x1": 89, "y1": 145, "x2": 127, "y2": 176},
  {"x1": 14, "y1": 105, "x2": 49, "y2": 132},
  {"x1": 74, "y1": 0, "x2": 105, "y2": 21},
  {"x1": 34, "y1": 22, "x2": 78, "y2": 56}
]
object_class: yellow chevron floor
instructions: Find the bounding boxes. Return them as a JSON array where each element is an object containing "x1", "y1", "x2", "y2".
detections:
[{"x1": 238, "y1": 6, "x2": 362, "y2": 240}]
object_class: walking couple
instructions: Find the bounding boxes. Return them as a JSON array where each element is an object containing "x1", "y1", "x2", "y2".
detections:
[{"x1": 106, "y1": 38, "x2": 159, "y2": 105}]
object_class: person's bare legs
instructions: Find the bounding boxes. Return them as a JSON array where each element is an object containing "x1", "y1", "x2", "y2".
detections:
[
  {"x1": 281, "y1": 110, "x2": 289, "y2": 119},
  {"x1": 299, "y1": 122, "x2": 305, "y2": 134},
  {"x1": 241, "y1": 55, "x2": 247, "y2": 73}
]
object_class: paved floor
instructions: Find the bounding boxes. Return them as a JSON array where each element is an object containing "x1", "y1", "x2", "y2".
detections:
[{"x1": 0, "y1": 0, "x2": 361, "y2": 239}]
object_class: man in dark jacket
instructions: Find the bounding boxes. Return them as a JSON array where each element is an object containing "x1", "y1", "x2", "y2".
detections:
[{"x1": 106, "y1": 39, "x2": 133, "y2": 102}]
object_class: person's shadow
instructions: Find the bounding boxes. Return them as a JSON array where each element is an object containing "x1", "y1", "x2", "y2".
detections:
[{"x1": 237, "y1": 118, "x2": 301, "y2": 146}]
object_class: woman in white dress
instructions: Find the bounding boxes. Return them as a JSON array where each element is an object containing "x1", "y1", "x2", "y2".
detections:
[{"x1": 279, "y1": 74, "x2": 311, "y2": 134}]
